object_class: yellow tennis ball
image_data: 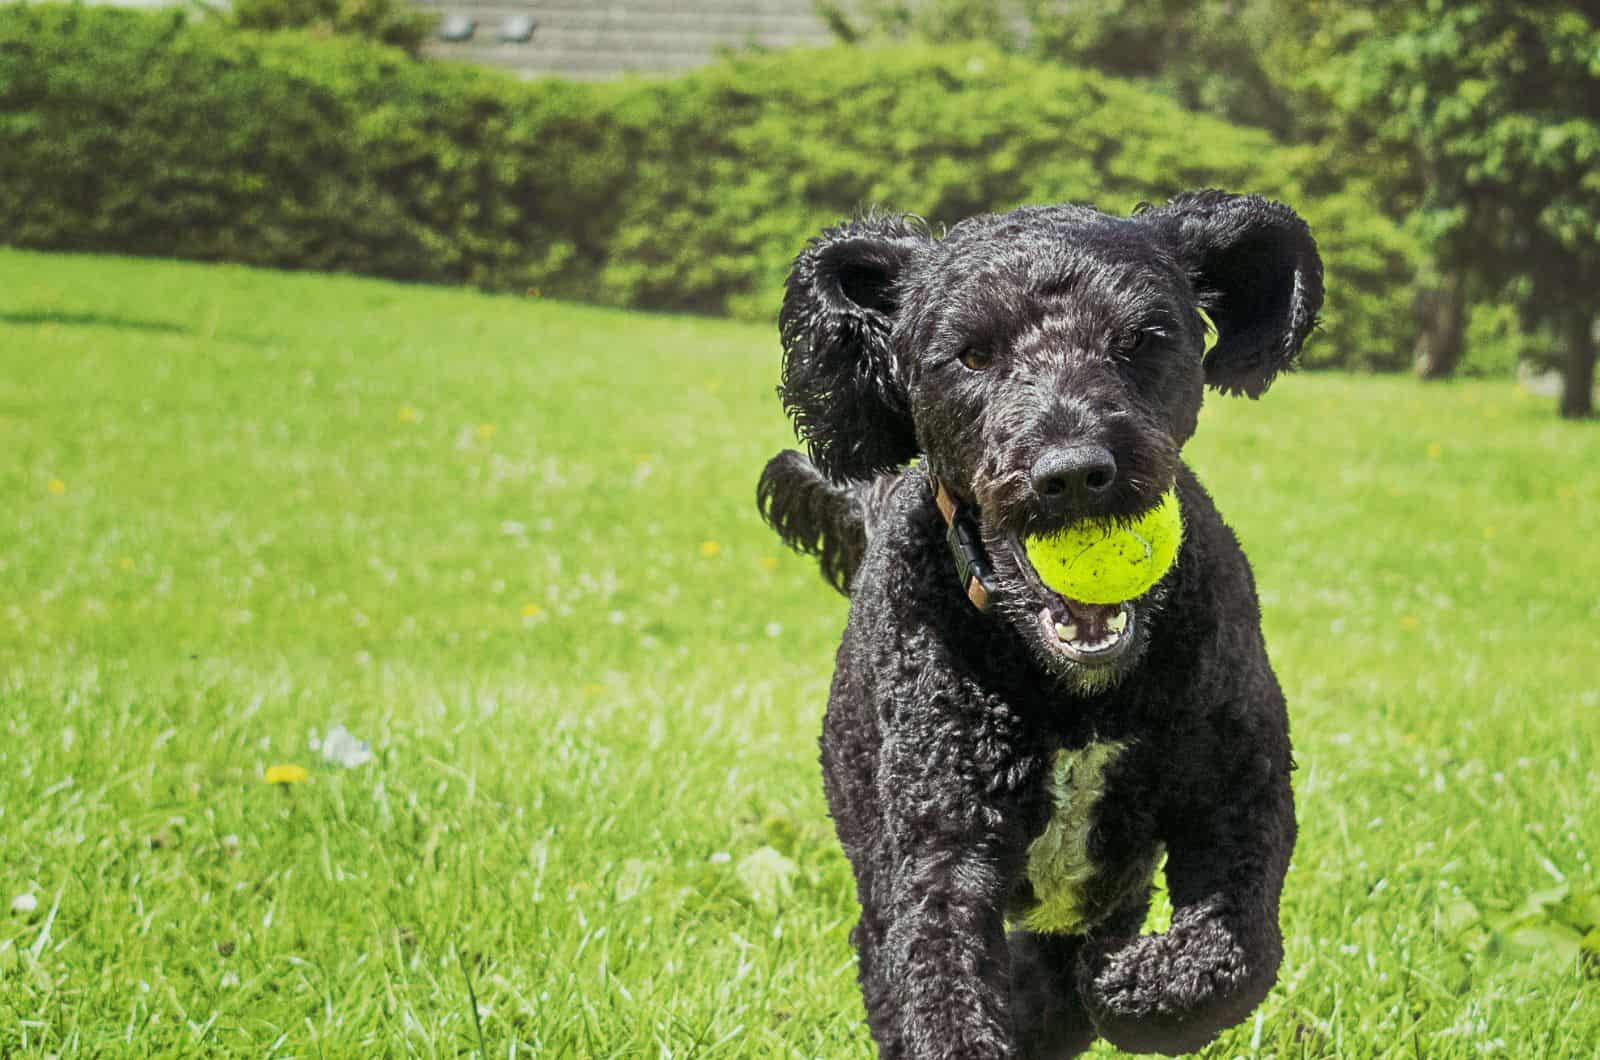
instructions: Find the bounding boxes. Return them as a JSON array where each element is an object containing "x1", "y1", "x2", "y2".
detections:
[{"x1": 1023, "y1": 490, "x2": 1182, "y2": 604}]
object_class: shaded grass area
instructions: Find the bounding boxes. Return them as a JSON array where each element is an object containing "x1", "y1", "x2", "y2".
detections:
[{"x1": 2, "y1": 247, "x2": 1597, "y2": 1056}]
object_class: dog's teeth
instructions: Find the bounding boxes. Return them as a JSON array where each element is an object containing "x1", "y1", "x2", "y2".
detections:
[
  {"x1": 1107, "y1": 611, "x2": 1128, "y2": 634},
  {"x1": 1055, "y1": 622, "x2": 1078, "y2": 642}
]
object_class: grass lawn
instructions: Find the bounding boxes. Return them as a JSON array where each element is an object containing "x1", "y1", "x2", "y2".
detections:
[{"x1": 2, "y1": 247, "x2": 1597, "y2": 1057}]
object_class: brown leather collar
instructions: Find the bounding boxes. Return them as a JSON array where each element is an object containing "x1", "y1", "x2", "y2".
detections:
[{"x1": 930, "y1": 474, "x2": 997, "y2": 612}]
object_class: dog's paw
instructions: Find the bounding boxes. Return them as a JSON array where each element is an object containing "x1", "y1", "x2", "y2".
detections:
[{"x1": 1074, "y1": 933, "x2": 1230, "y2": 1056}]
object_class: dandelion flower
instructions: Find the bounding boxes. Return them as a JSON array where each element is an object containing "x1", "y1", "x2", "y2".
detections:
[
  {"x1": 1399, "y1": 615, "x2": 1420, "y2": 631},
  {"x1": 48, "y1": 478, "x2": 66, "y2": 495},
  {"x1": 1426, "y1": 442, "x2": 1442, "y2": 460},
  {"x1": 119, "y1": 557, "x2": 134, "y2": 571},
  {"x1": 1482, "y1": 526, "x2": 1496, "y2": 540},
  {"x1": 264, "y1": 764, "x2": 309, "y2": 785},
  {"x1": 477, "y1": 423, "x2": 496, "y2": 440},
  {"x1": 397, "y1": 406, "x2": 420, "y2": 423},
  {"x1": 520, "y1": 602, "x2": 543, "y2": 619},
  {"x1": 759, "y1": 556, "x2": 779, "y2": 572},
  {"x1": 699, "y1": 540, "x2": 722, "y2": 558}
]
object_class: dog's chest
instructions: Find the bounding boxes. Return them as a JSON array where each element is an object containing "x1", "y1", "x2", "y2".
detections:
[{"x1": 1019, "y1": 740, "x2": 1158, "y2": 935}]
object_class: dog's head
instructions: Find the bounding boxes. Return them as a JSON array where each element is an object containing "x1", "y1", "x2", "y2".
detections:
[{"x1": 779, "y1": 192, "x2": 1322, "y2": 688}]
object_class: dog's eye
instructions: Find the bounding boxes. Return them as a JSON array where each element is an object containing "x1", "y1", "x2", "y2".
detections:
[
  {"x1": 959, "y1": 348, "x2": 993, "y2": 371},
  {"x1": 1127, "y1": 330, "x2": 1151, "y2": 353}
]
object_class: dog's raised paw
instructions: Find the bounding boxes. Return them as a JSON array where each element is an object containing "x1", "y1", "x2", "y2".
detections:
[{"x1": 1076, "y1": 934, "x2": 1226, "y2": 1057}]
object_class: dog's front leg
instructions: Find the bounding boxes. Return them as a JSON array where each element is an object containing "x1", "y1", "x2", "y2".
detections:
[
  {"x1": 868, "y1": 724, "x2": 1046, "y2": 1060},
  {"x1": 877, "y1": 845, "x2": 1012, "y2": 1059},
  {"x1": 1073, "y1": 714, "x2": 1295, "y2": 1057}
]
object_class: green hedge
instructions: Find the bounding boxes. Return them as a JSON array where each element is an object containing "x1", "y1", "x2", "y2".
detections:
[
  {"x1": 599, "y1": 49, "x2": 1420, "y2": 369},
  {"x1": 0, "y1": 5, "x2": 629, "y2": 296},
  {"x1": 0, "y1": 4, "x2": 1419, "y2": 369}
]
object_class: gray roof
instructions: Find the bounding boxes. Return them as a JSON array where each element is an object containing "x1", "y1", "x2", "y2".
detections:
[{"x1": 417, "y1": 0, "x2": 835, "y2": 79}]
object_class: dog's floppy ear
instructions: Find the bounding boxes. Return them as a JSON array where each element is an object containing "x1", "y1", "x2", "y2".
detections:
[
  {"x1": 1140, "y1": 191, "x2": 1323, "y2": 397},
  {"x1": 779, "y1": 215, "x2": 928, "y2": 481}
]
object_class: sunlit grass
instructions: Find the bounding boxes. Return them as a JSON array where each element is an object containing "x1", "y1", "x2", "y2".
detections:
[{"x1": 2, "y1": 248, "x2": 1597, "y2": 1056}]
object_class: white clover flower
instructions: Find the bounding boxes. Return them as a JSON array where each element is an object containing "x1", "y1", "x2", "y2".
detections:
[{"x1": 321, "y1": 724, "x2": 374, "y2": 769}]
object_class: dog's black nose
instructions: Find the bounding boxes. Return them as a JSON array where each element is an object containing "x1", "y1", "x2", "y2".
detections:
[{"x1": 1031, "y1": 445, "x2": 1117, "y2": 507}]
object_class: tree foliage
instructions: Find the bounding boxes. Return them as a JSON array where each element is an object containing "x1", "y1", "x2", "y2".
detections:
[
  {"x1": 1314, "y1": 2, "x2": 1600, "y2": 415},
  {"x1": 821, "y1": 0, "x2": 1600, "y2": 412},
  {"x1": 1030, "y1": 0, "x2": 1306, "y2": 139},
  {"x1": 819, "y1": 0, "x2": 1311, "y2": 138}
]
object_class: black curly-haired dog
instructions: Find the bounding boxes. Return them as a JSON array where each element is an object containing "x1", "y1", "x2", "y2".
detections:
[{"x1": 757, "y1": 191, "x2": 1322, "y2": 1058}]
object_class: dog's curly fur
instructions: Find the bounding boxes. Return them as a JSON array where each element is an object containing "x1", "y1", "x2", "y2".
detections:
[{"x1": 758, "y1": 192, "x2": 1322, "y2": 1057}]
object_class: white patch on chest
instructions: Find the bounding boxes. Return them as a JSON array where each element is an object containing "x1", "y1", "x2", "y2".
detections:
[{"x1": 1021, "y1": 740, "x2": 1126, "y2": 935}]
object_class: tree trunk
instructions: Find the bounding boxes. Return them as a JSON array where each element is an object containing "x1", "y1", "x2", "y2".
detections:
[
  {"x1": 1559, "y1": 310, "x2": 1596, "y2": 420},
  {"x1": 1413, "y1": 271, "x2": 1466, "y2": 380}
]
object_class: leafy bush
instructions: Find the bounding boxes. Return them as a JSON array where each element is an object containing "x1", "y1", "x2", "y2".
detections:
[
  {"x1": 0, "y1": 5, "x2": 628, "y2": 299},
  {"x1": 0, "y1": 4, "x2": 1419, "y2": 370},
  {"x1": 228, "y1": 0, "x2": 432, "y2": 56},
  {"x1": 599, "y1": 47, "x2": 1419, "y2": 369}
]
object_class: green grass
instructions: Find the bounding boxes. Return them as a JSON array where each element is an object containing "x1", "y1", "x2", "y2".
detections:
[{"x1": 2, "y1": 247, "x2": 1597, "y2": 1057}]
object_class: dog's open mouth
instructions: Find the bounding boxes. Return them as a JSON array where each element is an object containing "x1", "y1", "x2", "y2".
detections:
[
  {"x1": 1037, "y1": 593, "x2": 1134, "y2": 662},
  {"x1": 1008, "y1": 538, "x2": 1138, "y2": 664}
]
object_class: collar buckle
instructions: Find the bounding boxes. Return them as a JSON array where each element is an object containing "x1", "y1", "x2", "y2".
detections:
[{"x1": 931, "y1": 476, "x2": 997, "y2": 612}]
